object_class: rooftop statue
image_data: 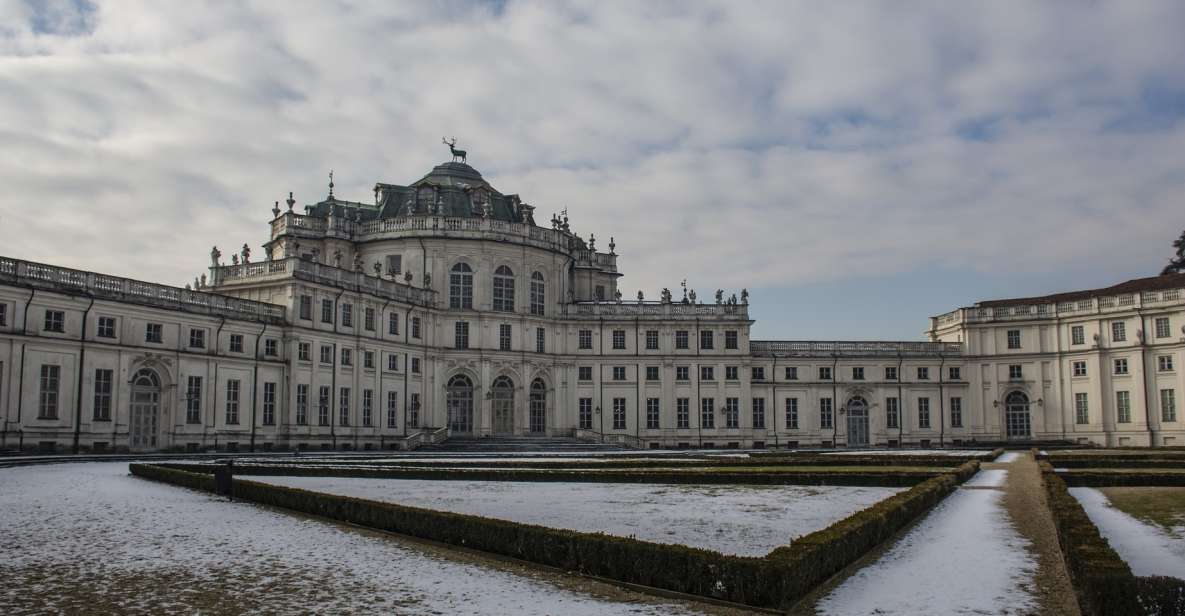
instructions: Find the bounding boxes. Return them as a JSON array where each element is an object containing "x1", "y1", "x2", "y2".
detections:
[
  {"x1": 442, "y1": 137, "x2": 467, "y2": 164},
  {"x1": 210, "y1": 245, "x2": 221, "y2": 267}
]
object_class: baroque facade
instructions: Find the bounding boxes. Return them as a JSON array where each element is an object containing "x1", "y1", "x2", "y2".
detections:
[{"x1": 1, "y1": 154, "x2": 1183, "y2": 452}]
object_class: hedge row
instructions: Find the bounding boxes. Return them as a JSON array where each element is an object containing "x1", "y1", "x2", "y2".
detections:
[
  {"x1": 1040, "y1": 463, "x2": 1185, "y2": 615},
  {"x1": 270, "y1": 454, "x2": 972, "y2": 470},
  {"x1": 130, "y1": 460, "x2": 974, "y2": 610},
  {"x1": 1055, "y1": 470, "x2": 1185, "y2": 488},
  {"x1": 1046, "y1": 455, "x2": 1185, "y2": 469}
]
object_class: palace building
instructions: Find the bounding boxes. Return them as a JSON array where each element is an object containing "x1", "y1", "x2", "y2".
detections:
[{"x1": 1, "y1": 152, "x2": 1183, "y2": 452}]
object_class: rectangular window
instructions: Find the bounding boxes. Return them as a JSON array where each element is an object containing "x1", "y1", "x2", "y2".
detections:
[
  {"x1": 918, "y1": 397, "x2": 930, "y2": 429},
  {"x1": 299, "y1": 295, "x2": 312, "y2": 320},
  {"x1": 677, "y1": 398, "x2": 690, "y2": 429},
  {"x1": 411, "y1": 357, "x2": 421, "y2": 373},
  {"x1": 752, "y1": 397, "x2": 766, "y2": 429},
  {"x1": 948, "y1": 367, "x2": 961, "y2": 381},
  {"x1": 700, "y1": 366, "x2": 714, "y2": 381},
  {"x1": 676, "y1": 366, "x2": 689, "y2": 381},
  {"x1": 1114, "y1": 358, "x2": 1129, "y2": 375},
  {"x1": 785, "y1": 397, "x2": 799, "y2": 429},
  {"x1": 387, "y1": 391, "x2": 398, "y2": 428},
  {"x1": 530, "y1": 274, "x2": 545, "y2": 316},
  {"x1": 0, "y1": 303, "x2": 7, "y2": 327},
  {"x1": 263, "y1": 382, "x2": 276, "y2": 425},
  {"x1": 818, "y1": 366, "x2": 832, "y2": 380},
  {"x1": 1071, "y1": 325, "x2": 1085, "y2": 345},
  {"x1": 786, "y1": 366, "x2": 799, "y2": 380},
  {"x1": 339, "y1": 387, "x2": 351, "y2": 426},
  {"x1": 364, "y1": 307, "x2": 375, "y2": 331},
  {"x1": 97, "y1": 316, "x2": 116, "y2": 338},
  {"x1": 646, "y1": 330, "x2": 659, "y2": 350},
  {"x1": 884, "y1": 366, "x2": 897, "y2": 381},
  {"x1": 388, "y1": 312, "x2": 400, "y2": 336},
  {"x1": 1159, "y1": 355, "x2": 1176, "y2": 372},
  {"x1": 189, "y1": 328, "x2": 206, "y2": 349},
  {"x1": 341, "y1": 303, "x2": 353, "y2": 328},
  {"x1": 229, "y1": 334, "x2": 243, "y2": 353},
  {"x1": 579, "y1": 398, "x2": 593, "y2": 430},
  {"x1": 321, "y1": 299, "x2": 333, "y2": 323},
  {"x1": 319, "y1": 345, "x2": 332, "y2": 364},
  {"x1": 646, "y1": 398, "x2": 661, "y2": 429},
  {"x1": 820, "y1": 397, "x2": 833, "y2": 430},
  {"x1": 409, "y1": 393, "x2": 420, "y2": 427},
  {"x1": 386, "y1": 254, "x2": 402, "y2": 276},
  {"x1": 1156, "y1": 317, "x2": 1171, "y2": 339},
  {"x1": 186, "y1": 376, "x2": 202, "y2": 424},
  {"x1": 411, "y1": 317, "x2": 421, "y2": 339},
  {"x1": 1009, "y1": 364, "x2": 1023, "y2": 379},
  {"x1": 950, "y1": 397, "x2": 963, "y2": 428},
  {"x1": 700, "y1": 398, "x2": 715, "y2": 429},
  {"x1": 264, "y1": 339, "x2": 278, "y2": 357},
  {"x1": 724, "y1": 397, "x2": 739, "y2": 428},
  {"x1": 886, "y1": 397, "x2": 899, "y2": 429},
  {"x1": 363, "y1": 351, "x2": 374, "y2": 369},
  {"x1": 455, "y1": 321, "x2": 469, "y2": 350},
  {"x1": 1072, "y1": 361, "x2": 1087, "y2": 377},
  {"x1": 852, "y1": 367, "x2": 865, "y2": 380},
  {"x1": 700, "y1": 330, "x2": 714, "y2": 350},
  {"x1": 1007, "y1": 329, "x2": 1021, "y2": 349},
  {"x1": 1075, "y1": 392, "x2": 1089, "y2": 424},
  {"x1": 579, "y1": 329, "x2": 593, "y2": 350},
  {"x1": 1116, "y1": 390, "x2": 1131, "y2": 424},
  {"x1": 725, "y1": 366, "x2": 738, "y2": 380},
  {"x1": 1112, "y1": 321, "x2": 1126, "y2": 342},
  {"x1": 646, "y1": 366, "x2": 660, "y2": 381},
  {"x1": 38, "y1": 365, "x2": 60, "y2": 419},
  {"x1": 341, "y1": 348, "x2": 352, "y2": 366},
  {"x1": 725, "y1": 330, "x2": 738, "y2": 350},
  {"x1": 388, "y1": 354, "x2": 398, "y2": 372},
  {"x1": 298, "y1": 342, "x2": 311, "y2": 362},
  {"x1": 44, "y1": 310, "x2": 64, "y2": 333},
  {"x1": 752, "y1": 367, "x2": 765, "y2": 381},
  {"x1": 578, "y1": 366, "x2": 593, "y2": 381},
  {"x1": 499, "y1": 323, "x2": 512, "y2": 351},
  {"x1": 536, "y1": 327, "x2": 545, "y2": 354},
  {"x1": 1161, "y1": 389, "x2": 1177, "y2": 423},
  {"x1": 362, "y1": 389, "x2": 373, "y2": 427},
  {"x1": 93, "y1": 369, "x2": 113, "y2": 421},
  {"x1": 595, "y1": 285, "x2": 605, "y2": 301},
  {"x1": 612, "y1": 329, "x2": 626, "y2": 350},
  {"x1": 146, "y1": 323, "x2": 162, "y2": 344},
  {"x1": 917, "y1": 367, "x2": 930, "y2": 380},
  {"x1": 296, "y1": 384, "x2": 309, "y2": 426},
  {"x1": 613, "y1": 366, "x2": 626, "y2": 381},
  {"x1": 225, "y1": 379, "x2": 240, "y2": 424},
  {"x1": 675, "y1": 330, "x2": 689, "y2": 349},
  {"x1": 318, "y1": 386, "x2": 330, "y2": 426},
  {"x1": 613, "y1": 398, "x2": 627, "y2": 430}
]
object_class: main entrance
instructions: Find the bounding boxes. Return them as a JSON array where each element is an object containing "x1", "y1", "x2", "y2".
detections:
[
  {"x1": 846, "y1": 396, "x2": 869, "y2": 447},
  {"x1": 529, "y1": 378, "x2": 547, "y2": 434},
  {"x1": 446, "y1": 374, "x2": 474, "y2": 434},
  {"x1": 129, "y1": 368, "x2": 160, "y2": 451},
  {"x1": 491, "y1": 376, "x2": 514, "y2": 435},
  {"x1": 1005, "y1": 391, "x2": 1031, "y2": 439}
]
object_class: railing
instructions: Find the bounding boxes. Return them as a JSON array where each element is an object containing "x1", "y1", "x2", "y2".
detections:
[
  {"x1": 560, "y1": 301, "x2": 749, "y2": 319},
  {"x1": 574, "y1": 428, "x2": 643, "y2": 449},
  {"x1": 930, "y1": 285, "x2": 1185, "y2": 328},
  {"x1": 750, "y1": 340, "x2": 963, "y2": 357},
  {"x1": 0, "y1": 256, "x2": 286, "y2": 323},
  {"x1": 212, "y1": 257, "x2": 436, "y2": 307}
]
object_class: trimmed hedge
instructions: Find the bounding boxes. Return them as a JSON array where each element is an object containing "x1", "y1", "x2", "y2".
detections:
[
  {"x1": 1047, "y1": 456, "x2": 1185, "y2": 469},
  {"x1": 1056, "y1": 469, "x2": 1185, "y2": 488},
  {"x1": 131, "y1": 460, "x2": 975, "y2": 610}
]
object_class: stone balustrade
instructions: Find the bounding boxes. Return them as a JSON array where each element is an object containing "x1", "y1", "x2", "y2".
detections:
[
  {"x1": 211, "y1": 257, "x2": 436, "y2": 307},
  {"x1": 559, "y1": 301, "x2": 749, "y2": 320},
  {"x1": 750, "y1": 340, "x2": 963, "y2": 357},
  {"x1": 931, "y1": 286, "x2": 1184, "y2": 328}
]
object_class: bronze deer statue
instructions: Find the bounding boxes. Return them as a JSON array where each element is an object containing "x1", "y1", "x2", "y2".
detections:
[{"x1": 442, "y1": 137, "x2": 467, "y2": 163}]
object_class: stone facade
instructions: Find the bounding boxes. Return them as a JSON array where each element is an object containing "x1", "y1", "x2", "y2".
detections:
[{"x1": 1, "y1": 157, "x2": 1182, "y2": 452}]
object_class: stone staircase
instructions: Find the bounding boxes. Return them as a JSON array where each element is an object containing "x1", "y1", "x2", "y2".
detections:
[{"x1": 421, "y1": 436, "x2": 629, "y2": 453}]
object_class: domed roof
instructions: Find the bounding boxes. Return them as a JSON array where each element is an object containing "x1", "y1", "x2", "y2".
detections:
[
  {"x1": 414, "y1": 161, "x2": 485, "y2": 187},
  {"x1": 370, "y1": 159, "x2": 537, "y2": 226}
]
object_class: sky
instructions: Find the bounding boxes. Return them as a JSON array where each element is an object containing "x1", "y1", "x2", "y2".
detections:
[{"x1": 1, "y1": 0, "x2": 1183, "y2": 340}]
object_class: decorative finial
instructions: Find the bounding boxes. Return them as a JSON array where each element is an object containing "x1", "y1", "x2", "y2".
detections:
[
  {"x1": 272, "y1": 201, "x2": 280, "y2": 217},
  {"x1": 609, "y1": 236, "x2": 616, "y2": 254},
  {"x1": 589, "y1": 233, "x2": 596, "y2": 251},
  {"x1": 286, "y1": 191, "x2": 295, "y2": 210},
  {"x1": 328, "y1": 170, "x2": 334, "y2": 198}
]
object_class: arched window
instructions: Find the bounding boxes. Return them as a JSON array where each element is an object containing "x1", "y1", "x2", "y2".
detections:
[
  {"x1": 450, "y1": 263, "x2": 473, "y2": 309},
  {"x1": 493, "y1": 265, "x2": 515, "y2": 312},
  {"x1": 492, "y1": 375, "x2": 515, "y2": 434},
  {"x1": 446, "y1": 374, "x2": 475, "y2": 433},
  {"x1": 530, "y1": 272, "x2": 545, "y2": 316},
  {"x1": 529, "y1": 378, "x2": 547, "y2": 434}
]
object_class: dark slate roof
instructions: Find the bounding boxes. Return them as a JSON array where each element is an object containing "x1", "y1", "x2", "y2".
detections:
[
  {"x1": 976, "y1": 273, "x2": 1185, "y2": 308},
  {"x1": 369, "y1": 161, "x2": 537, "y2": 225}
]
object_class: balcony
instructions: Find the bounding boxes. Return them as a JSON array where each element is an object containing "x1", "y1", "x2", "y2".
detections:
[{"x1": 211, "y1": 257, "x2": 436, "y2": 307}]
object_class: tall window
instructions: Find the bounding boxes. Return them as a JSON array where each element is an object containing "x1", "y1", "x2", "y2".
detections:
[
  {"x1": 1162, "y1": 389, "x2": 1177, "y2": 423},
  {"x1": 321, "y1": 299, "x2": 333, "y2": 323},
  {"x1": 950, "y1": 397, "x2": 963, "y2": 428},
  {"x1": 1112, "y1": 321, "x2": 1126, "y2": 342},
  {"x1": 886, "y1": 397, "x2": 899, "y2": 429},
  {"x1": 1160, "y1": 355, "x2": 1176, "y2": 372},
  {"x1": 613, "y1": 398, "x2": 626, "y2": 430},
  {"x1": 386, "y1": 254, "x2": 402, "y2": 276},
  {"x1": 146, "y1": 323, "x2": 163, "y2": 344},
  {"x1": 724, "y1": 397, "x2": 739, "y2": 428},
  {"x1": 1009, "y1": 364, "x2": 1023, "y2": 379},
  {"x1": 530, "y1": 272, "x2": 545, "y2": 316},
  {"x1": 412, "y1": 316, "x2": 421, "y2": 339},
  {"x1": 579, "y1": 398, "x2": 593, "y2": 429},
  {"x1": 852, "y1": 367, "x2": 865, "y2": 380},
  {"x1": 363, "y1": 350, "x2": 374, "y2": 369},
  {"x1": 646, "y1": 398, "x2": 660, "y2": 429},
  {"x1": 38, "y1": 365, "x2": 60, "y2": 419},
  {"x1": 578, "y1": 330, "x2": 593, "y2": 349},
  {"x1": 265, "y1": 339, "x2": 278, "y2": 357},
  {"x1": 700, "y1": 330, "x2": 714, "y2": 350},
  {"x1": 296, "y1": 384, "x2": 308, "y2": 425},
  {"x1": 646, "y1": 366, "x2": 660, "y2": 381},
  {"x1": 1006, "y1": 329, "x2": 1021, "y2": 349},
  {"x1": 364, "y1": 307, "x2": 375, "y2": 331},
  {"x1": 318, "y1": 386, "x2": 330, "y2": 426},
  {"x1": 93, "y1": 369, "x2": 113, "y2": 421},
  {"x1": 44, "y1": 310, "x2": 64, "y2": 333},
  {"x1": 225, "y1": 379, "x2": 240, "y2": 424},
  {"x1": 189, "y1": 328, "x2": 206, "y2": 349},
  {"x1": 612, "y1": 330, "x2": 626, "y2": 350},
  {"x1": 263, "y1": 382, "x2": 276, "y2": 425},
  {"x1": 388, "y1": 312, "x2": 399, "y2": 335},
  {"x1": 725, "y1": 366, "x2": 738, "y2": 380},
  {"x1": 341, "y1": 348, "x2": 352, "y2": 366},
  {"x1": 917, "y1": 367, "x2": 929, "y2": 380},
  {"x1": 917, "y1": 397, "x2": 930, "y2": 429},
  {"x1": 499, "y1": 323, "x2": 512, "y2": 351},
  {"x1": 97, "y1": 316, "x2": 116, "y2": 338},
  {"x1": 0, "y1": 303, "x2": 7, "y2": 326},
  {"x1": 819, "y1": 366, "x2": 832, "y2": 380},
  {"x1": 752, "y1": 397, "x2": 766, "y2": 429},
  {"x1": 595, "y1": 285, "x2": 605, "y2": 301},
  {"x1": 613, "y1": 366, "x2": 626, "y2": 381},
  {"x1": 455, "y1": 321, "x2": 469, "y2": 350},
  {"x1": 492, "y1": 265, "x2": 515, "y2": 312},
  {"x1": 1155, "y1": 317, "x2": 1171, "y2": 339},
  {"x1": 299, "y1": 295, "x2": 312, "y2": 320},
  {"x1": 579, "y1": 366, "x2": 592, "y2": 381},
  {"x1": 725, "y1": 330, "x2": 738, "y2": 350},
  {"x1": 341, "y1": 303, "x2": 353, "y2": 328},
  {"x1": 339, "y1": 387, "x2": 351, "y2": 426},
  {"x1": 1075, "y1": 392, "x2": 1089, "y2": 424},
  {"x1": 700, "y1": 366, "x2": 714, "y2": 381},
  {"x1": 1071, "y1": 325, "x2": 1085, "y2": 345},
  {"x1": 409, "y1": 393, "x2": 420, "y2": 427},
  {"x1": 646, "y1": 330, "x2": 659, "y2": 350},
  {"x1": 320, "y1": 344, "x2": 332, "y2": 364},
  {"x1": 1072, "y1": 361, "x2": 1087, "y2": 377},
  {"x1": 700, "y1": 398, "x2": 715, "y2": 429},
  {"x1": 948, "y1": 367, "x2": 961, "y2": 380},
  {"x1": 786, "y1": 367, "x2": 799, "y2": 380},
  {"x1": 675, "y1": 330, "x2": 689, "y2": 349},
  {"x1": 298, "y1": 342, "x2": 311, "y2": 361},
  {"x1": 677, "y1": 398, "x2": 690, "y2": 429},
  {"x1": 387, "y1": 391, "x2": 398, "y2": 428},
  {"x1": 820, "y1": 397, "x2": 833, "y2": 429},
  {"x1": 1114, "y1": 358, "x2": 1129, "y2": 375},
  {"x1": 536, "y1": 327, "x2": 545, "y2": 353},
  {"x1": 362, "y1": 389, "x2": 373, "y2": 427},
  {"x1": 676, "y1": 366, "x2": 689, "y2": 381},
  {"x1": 450, "y1": 263, "x2": 474, "y2": 309},
  {"x1": 1116, "y1": 390, "x2": 1131, "y2": 424},
  {"x1": 229, "y1": 334, "x2": 243, "y2": 353},
  {"x1": 785, "y1": 398, "x2": 799, "y2": 429},
  {"x1": 185, "y1": 376, "x2": 202, "y2": 424}
]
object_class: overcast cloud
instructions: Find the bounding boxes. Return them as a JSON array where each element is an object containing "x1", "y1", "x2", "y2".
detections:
[{"x1": 2, "y1": 0, "x2": 1183, "y2": 338}]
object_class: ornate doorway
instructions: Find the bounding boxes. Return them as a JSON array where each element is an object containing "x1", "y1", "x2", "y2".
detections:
[
  {"x1": 529, "y1": 379, "x2": 546, "y2": 434},
  {"x1": 446, "y1": 374, "x2": 474, "y2": 434},
  {"x1": 1005, "y1": 391, "x2": 1031, "y2": 439},
  {"x1": 846, "y1": 396, "x2": 869, "y2": 446},
  {"x1": 491, "y1": 376, "x2": 515, "y2": 435},
  {"x1": 129, "y1": 369, "x2": 161, "y2": 451}
]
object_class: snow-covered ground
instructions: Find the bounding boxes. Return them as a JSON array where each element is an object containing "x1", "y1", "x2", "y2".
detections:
[
  {"x1": 995, "y1": 451, "x2": 1021, "y2": 463},
  {"x1": 0, "y1": 462, "x2": 713, "y2": 615},
  {"x1": 1070, "y1": 487, "x2": 1185, "y2": 578},
  {"x1": 964, "y1": 469, "x2": 1008, "y2": 488},
  {"x1": 816, "y1": 487, "x2": 1037, "y2": 615},
  {"x1": 254, "y1": 476, "x2": 902, "y2": 556},
  {"x1": 823, "y1": 449, "x2": 991, "y2": 457}
]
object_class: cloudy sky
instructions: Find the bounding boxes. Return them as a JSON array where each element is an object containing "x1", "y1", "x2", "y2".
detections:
[{"x1": 2, "y1": 1, "x2": 1183, "y2": 339}]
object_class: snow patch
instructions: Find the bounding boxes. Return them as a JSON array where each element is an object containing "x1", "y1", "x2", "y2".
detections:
[
  {"x1": 964, "y1": 469, "x2": 1008, "y2": 488},
  {"x1": 1070, "y1": 487, "x2": 1185, "y2": 578},
  {"x1": 994, "y1": 451, "x2": 1021, "y2": 463}
]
